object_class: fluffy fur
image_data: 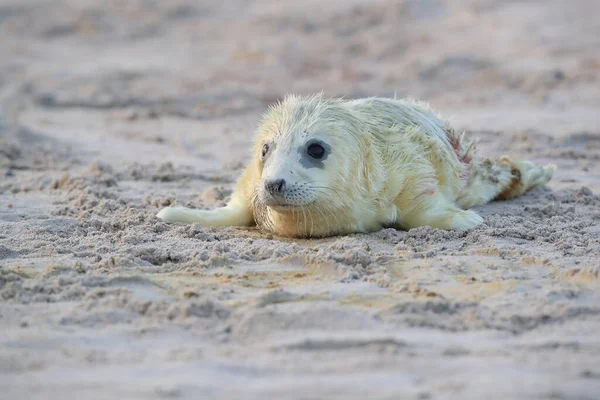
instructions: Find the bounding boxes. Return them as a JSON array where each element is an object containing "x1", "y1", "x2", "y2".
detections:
[{"x1": 157, "y1": 94, "x2": 555, "y2": 238}]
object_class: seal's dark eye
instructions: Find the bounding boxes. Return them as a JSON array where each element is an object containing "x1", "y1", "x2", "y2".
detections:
[
  {"x1": 261, "y1": 143, "x2": 269, "y2": 158},
  {"x1": 307, "y1": 143, "x2": 325, "y2": 159}
]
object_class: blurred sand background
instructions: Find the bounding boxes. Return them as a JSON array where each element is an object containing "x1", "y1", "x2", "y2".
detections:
[{"x1": 1, "y1": 0, "x2": 600, "y2": 399}]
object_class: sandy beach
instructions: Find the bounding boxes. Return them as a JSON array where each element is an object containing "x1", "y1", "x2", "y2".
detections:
[{"x1": 1, "y1": 0, "x2": 599, "y2": 398}]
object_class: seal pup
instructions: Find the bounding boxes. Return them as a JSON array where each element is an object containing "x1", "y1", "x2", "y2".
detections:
[{"x1": 157, "y1": 94, "x2": 555, "y2": 238}]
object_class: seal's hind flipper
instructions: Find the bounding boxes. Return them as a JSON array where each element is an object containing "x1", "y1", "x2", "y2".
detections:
[
  {"x1": 494, "y1": 157, "x2": 556, "y2": 200},
  {"x1": 456, "y1": 157, "x2": 556, "y2": 208}
]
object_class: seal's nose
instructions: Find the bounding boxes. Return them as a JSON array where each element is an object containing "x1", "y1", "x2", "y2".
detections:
[{"x1": 265, "y1": 179, "x2": 286, "y2": 195}]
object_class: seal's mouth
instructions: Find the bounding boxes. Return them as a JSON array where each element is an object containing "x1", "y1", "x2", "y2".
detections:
[
  {"x1": 264, "y1": 201, "x2": 315, "y2": 212},
  {"x1": 258, "y1": 189, "x2": 316, "y2": 211},
  {"x1": 268, "y1": 203, "x2": 301, "y2": 211}
]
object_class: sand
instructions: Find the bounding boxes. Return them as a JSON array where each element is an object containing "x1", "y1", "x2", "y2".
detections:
[{"x1": 1, "y1": 0, "x2": 599, "y2": 399}]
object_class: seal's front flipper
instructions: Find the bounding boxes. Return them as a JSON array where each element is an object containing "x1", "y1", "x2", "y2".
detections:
[
  {"x1": 156, "y1": 201, "x2": 254, "y2": 227},
  {"x1": 403, "y1": 206, "x2": 483, "y2": 231},
  {"x1": 399, "y1": 191, "x2": 484, "y2": 231}
]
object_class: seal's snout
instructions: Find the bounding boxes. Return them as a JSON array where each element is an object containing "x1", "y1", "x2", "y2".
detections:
[{"x1": 265, "y1": 179, "x2": 286, "y2": 196}]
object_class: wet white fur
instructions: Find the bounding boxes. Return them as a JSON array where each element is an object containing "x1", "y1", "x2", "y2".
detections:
[{"x1": 157, "y1": 94, "x2": 555, "y2": 238}]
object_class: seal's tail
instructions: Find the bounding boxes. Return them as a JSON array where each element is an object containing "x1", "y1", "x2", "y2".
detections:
[{"x1": 456, "y1": 157, "x2": 556, "y2": 208}]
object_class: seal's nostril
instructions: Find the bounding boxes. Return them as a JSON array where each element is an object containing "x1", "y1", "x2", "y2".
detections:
[
  {"x1": 277, "y1": 179, "x2": 286, "y2": 192},
  {"x1": 265, "y1": 179, "x2": 286, "y2": 195}
]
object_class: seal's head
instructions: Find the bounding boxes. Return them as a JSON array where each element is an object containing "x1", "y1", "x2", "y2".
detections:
[{"x1": 249, "y1": 94, "x2": 369, "y2": 237}]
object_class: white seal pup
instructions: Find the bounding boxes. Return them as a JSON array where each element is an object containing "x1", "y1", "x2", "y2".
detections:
[{"x1": 157, "y1": 94, "x2": 555, "y2": 238}]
